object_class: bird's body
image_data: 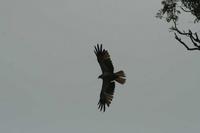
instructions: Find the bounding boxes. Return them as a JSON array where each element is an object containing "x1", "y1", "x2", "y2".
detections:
[
  {"x1": 94, "y1": 44, "x2": 126, "y2": 112},
  {"x1": 98, "y1": 72, "x2": 115, "y2": 80}
]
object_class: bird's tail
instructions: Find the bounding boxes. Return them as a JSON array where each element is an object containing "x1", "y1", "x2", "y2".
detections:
[{"x1": 115, "y1": 70, "x2": 126, "y2": 84}]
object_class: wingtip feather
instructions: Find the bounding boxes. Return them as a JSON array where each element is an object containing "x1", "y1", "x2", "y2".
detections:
[{"x1": 100, "y1": 44, "x2": 102, "y2": 51}]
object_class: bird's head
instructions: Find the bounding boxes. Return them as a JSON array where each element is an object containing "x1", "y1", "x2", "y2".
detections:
[{"x1": 98, "y1": 74, "x2": 103, "y2": 79}]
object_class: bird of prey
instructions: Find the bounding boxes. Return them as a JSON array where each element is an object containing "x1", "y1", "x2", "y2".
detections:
[{"x1": 94, "y1": 44, "x2": 126, "y2": 112}]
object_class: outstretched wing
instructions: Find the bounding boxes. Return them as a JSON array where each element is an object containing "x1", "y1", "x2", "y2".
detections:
[
  {"x1": 98, "y1": 80, "x2": 115, "y2": 112},
  {"x1": 94, "y1": 44, "x2": 114, "y2": 73}
]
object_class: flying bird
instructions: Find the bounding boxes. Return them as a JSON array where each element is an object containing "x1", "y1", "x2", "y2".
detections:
[{"x1": 94, "y1": 44, "x2": 126, "y2": 112}]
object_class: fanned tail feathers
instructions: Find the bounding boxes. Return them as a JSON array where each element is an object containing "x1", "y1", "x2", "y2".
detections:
[{"x1": 115, "y1": 70, "x2": 126, "y2": 84}]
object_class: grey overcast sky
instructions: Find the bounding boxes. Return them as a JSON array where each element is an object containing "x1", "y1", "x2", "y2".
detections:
[{"x1": 1, "y1": 0, "x2": 200, "y2": 133}]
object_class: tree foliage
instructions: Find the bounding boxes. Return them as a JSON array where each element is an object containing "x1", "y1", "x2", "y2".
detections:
[
  {"x1": 157, "y1": 0, "x2": 200, "y2": 51},
  {"x1": 181, "y1": 0, "x2": 200, "y2": 22}
]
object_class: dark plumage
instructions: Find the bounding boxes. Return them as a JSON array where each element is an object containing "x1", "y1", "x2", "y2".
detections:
[{"x1": 94, "y1": 44, "x2": 126, "y2": 112}]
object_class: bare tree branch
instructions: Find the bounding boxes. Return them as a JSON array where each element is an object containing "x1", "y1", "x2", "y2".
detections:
[
  {"x1": 171, "y1": 21, "x2": 200, "y2": 51},
  {"x1": 179, "y1": 6, "x2": 191, "y2": 12},
  {"x1": 174, "y1": 33, "x2": 200, "y2": 50}
]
